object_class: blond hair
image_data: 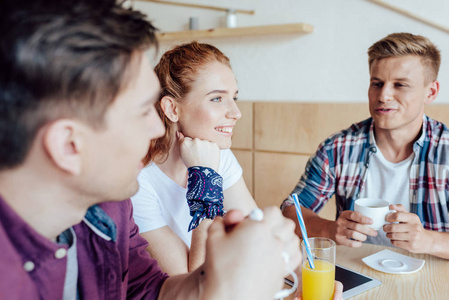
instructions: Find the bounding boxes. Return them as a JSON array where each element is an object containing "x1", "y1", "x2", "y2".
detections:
[{"x1": 368, "y1": 32, "x2": 440, "y2": 84}]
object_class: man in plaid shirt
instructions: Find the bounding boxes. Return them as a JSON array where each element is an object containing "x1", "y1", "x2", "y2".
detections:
[{"x1": 282, "y1": 32, "x2": 449, "y2": 259}]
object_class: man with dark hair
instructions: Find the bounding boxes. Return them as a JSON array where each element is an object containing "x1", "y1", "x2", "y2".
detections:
[
  {"x1": 282, "y1": 33, "x2": 449, "y2": 259},
  {"x1": 0, "y1": 1, "x2": 301, "y2": 299}
]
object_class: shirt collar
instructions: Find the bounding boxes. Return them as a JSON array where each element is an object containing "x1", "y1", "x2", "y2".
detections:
[
  {"x1": 368, "y1": 115, "x2": 427, "y2": 151},
  {"x1": 0, "y1": 195, "x2": 117, "y2": 263},
  {"x1": 368, "y1": 118, "x2": 376, "y2": 147},
  {"x1": 415, "y1": 114, "x2": 427, "y2": 148},
  {"x1": 83, "y1": 204, "x2": 117, "y2": 242}
]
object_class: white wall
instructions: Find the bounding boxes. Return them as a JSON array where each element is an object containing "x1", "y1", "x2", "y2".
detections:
[{"x1": 135, "y1": 0, "x2": 449, "y2": 103}]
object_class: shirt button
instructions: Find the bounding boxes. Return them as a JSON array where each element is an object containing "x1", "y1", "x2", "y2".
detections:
[
  {"x1": 23, "y1": 261, "x2": 35, "y2": 272},
  {"x1": 369, "y1": 146, "x2": 377, "y2": 153},
  {"x1": 55, "y1": 248, "x2": 67, "y2": 259},
  {"x1": 108, "y1": 271, "x2": 117, "y2": 283}
]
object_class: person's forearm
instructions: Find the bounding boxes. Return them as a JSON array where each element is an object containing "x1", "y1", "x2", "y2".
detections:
[
  {"x1": 158, "y1": 267, "x2": 202, "y2": 300},
  {"x1": 282, "y1": 205, "x2": 335, "y2": 240},
  {"x1": 189, "y1": 219, "x2": 212, "y2": 271},
  {"x1": 426, "y1": 231, "x2": 449, "y2": 259},
  {"x1": 158, "y1": 263, "x2": 228, "y2": 300}
]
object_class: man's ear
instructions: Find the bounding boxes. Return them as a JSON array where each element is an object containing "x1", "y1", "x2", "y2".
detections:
[
  {"x1": 425, "y1": 80, "x2": 439, "y2": 104},
  {"x1": 43, "y1": 120, "x2": 82, "y2": 175},
  {"x1": 160, "y1": 96, "x2": 179, "y2": 122}
]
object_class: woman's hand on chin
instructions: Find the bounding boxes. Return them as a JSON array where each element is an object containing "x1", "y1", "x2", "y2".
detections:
[{"x1": 177, "y1": 131, "x2": 220, "y2": 171}]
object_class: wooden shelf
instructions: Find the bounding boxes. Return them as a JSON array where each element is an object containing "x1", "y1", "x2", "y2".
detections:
[{"x1": 156, "y1": 23, "x2": 313, "y2": 41}]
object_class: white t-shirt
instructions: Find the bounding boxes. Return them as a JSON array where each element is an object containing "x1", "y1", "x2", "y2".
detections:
[
  {"x1": 360, "y1": 145, "x2": 414, "y2": 246},
  {"x1": 131, "y1": 149, "x2": 242, "y2": 248}
]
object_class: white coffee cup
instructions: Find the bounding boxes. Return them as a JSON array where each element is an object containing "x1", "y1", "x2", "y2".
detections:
[{"x1": 354, "y1": 198, "x2": 395, "y2": 230}]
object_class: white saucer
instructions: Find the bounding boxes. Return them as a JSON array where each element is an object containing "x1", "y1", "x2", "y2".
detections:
[{"x1": 362, "y1": 249, "x2": 425, "y2": 274}]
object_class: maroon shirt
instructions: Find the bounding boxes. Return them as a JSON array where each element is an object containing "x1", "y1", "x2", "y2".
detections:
[{"x1": 0, "y1": 196, "x2": 168, "y2": 299}]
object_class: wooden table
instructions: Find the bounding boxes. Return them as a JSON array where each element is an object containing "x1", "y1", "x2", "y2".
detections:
[{"x1": 336, "y1": 243, "x2": 449, "y2": 299}]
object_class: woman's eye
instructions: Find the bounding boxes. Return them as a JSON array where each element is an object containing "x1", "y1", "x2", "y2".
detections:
[
  {"x1": 233, "y1": 97, "x2": 238, "y2": 101},
  {"x1": 211, "y1": 97, "x2": 221, "y2": 102}
]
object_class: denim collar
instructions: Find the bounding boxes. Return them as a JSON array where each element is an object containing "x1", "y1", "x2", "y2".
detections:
[{"x1": 83, "y1": 205, "x2": 117, "y2": 242}]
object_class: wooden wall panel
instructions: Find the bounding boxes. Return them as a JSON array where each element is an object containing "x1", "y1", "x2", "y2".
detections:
[
  {"x1": 232, "y1": 150, "x2": 253, "y2": 196},
  {"x1": 425, "y1": 104, "x2": 449, "y2": 126},
  {"x1": 254, "y1": 102, "x2": 370, "y2": 154},
  {"x1": 254, "y1": 152, "x2": 309, "y2": 209},
  {"x1": 253, "y1": 151, "x2": 336, "y2": 219},
  {"x1": 231, "y1": 101, "x2": 253, "y2": 150},
  {"x1": 252, "y1": 103, "x2": 449, "y2": 156},
  {"x1": 319, "y1": 197, "x2": 336, "y2": 221}
]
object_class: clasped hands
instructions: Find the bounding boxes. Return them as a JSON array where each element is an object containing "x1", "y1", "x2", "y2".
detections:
[
  {"x1": 333, "y1": 204, "x2": 432, "y2": 254},
  {"x1": 204, "y1": 207, "x2": 301, "y2": 300}
]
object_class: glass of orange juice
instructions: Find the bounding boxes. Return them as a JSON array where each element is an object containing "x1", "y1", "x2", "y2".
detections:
[{"x1": 302, "y1": 237, "x2": 336, "y2": 300}]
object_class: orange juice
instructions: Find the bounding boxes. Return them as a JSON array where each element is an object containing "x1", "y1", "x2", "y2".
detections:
[{"x1": 302, "y1": 259, "x2": 335, "y2": 300}]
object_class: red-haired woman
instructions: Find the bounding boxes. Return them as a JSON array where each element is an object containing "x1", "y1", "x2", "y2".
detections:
[{"x1": 131, "y1": 42, "x2": 257, "y2": 275}]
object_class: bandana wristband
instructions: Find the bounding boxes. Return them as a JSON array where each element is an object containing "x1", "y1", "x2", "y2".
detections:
[{"x1": 187, "y1": 166, "x2": 224, "y2": 231}]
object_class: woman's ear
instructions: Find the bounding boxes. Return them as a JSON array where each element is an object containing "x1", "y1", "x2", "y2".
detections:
[
  {"x1": 42, "y1": 120, "x2": 83, "y2": 175},
  {"x1": 160, "y1": 96, "x2": 179, "y2": 122}
]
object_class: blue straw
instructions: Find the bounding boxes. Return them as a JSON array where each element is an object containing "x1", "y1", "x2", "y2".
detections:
[{"x1": 292, "y1": 194, "x2": 315, "y2": 269}]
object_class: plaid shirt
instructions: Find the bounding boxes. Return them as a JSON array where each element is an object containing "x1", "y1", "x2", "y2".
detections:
[{"x1": 282, "y1": 115, "x2": 449, "y2": 232}]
